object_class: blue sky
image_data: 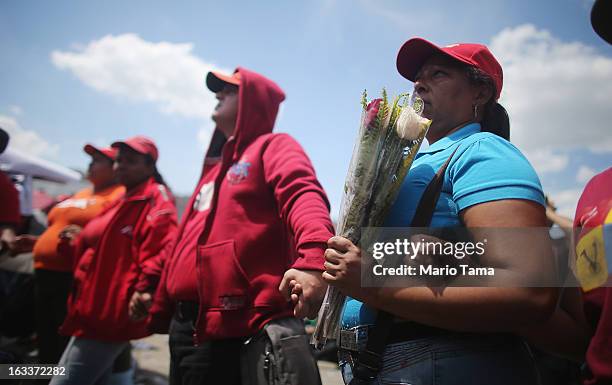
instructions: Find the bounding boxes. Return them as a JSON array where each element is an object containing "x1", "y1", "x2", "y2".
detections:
[{"x1": 1, "y1": 0, "x2": 611, "y2": 217}]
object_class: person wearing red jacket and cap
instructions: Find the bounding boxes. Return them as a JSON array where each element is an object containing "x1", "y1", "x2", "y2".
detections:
[
  {"x1": 49, "y1": 136, "x2": 178, "y2": 385},
  {"x1": 143, "y1": 68, "x2": 334, "y2": 385},
  {"x1": 11, "y1": 143, "x2": 124, "y2": 368},
  {"x1": 516, "y1": 2, "x2": 612, "y2": 383},
  {"x1": 572, "y1": 1, "x2": 612, "y2": 384}
]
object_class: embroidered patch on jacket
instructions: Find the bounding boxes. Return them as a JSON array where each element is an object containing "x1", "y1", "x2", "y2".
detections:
[
  {"x1": 120, "y1": 225, "x2": 133, "y2": 237},
  {"x1": 226, "y1": 160, "x2": 251, "y2": 184},
  {"x1": 158, "y1": 185, "x2": 169, "y2": 201},
  {"x1": 193, "y1": 182, "x2": 214, "y2": 212},
  {"x1": 575, "y1": 207, "x2": 612, "y2": 292},
  {"x1": 219, "y1": 295, "x2": 247, "y2": 310}
]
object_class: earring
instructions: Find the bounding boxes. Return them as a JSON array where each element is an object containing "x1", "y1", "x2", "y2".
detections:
[{"x1": 473, "y1": 104, "x2": 478, "y2": 120}]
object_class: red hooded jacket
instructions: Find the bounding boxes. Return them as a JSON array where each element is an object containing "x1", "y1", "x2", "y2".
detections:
[
  {"x1": 60, "y1": 178, "x2": 177, "y2": 341},
  {"x1": 149, "y1": 68, "x2": 334, "y2": 342},
  {"x1": 574, "y1": 168, "x2": 612, "y2": 385}
]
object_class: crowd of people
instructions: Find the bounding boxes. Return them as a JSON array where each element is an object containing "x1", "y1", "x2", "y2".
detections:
[{"x1": 0, "y1": 1, "x2": 610, "y2": 385}]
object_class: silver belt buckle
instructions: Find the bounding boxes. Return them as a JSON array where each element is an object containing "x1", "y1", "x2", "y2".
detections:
[{"x1": 339, "y1": 325, "x2": 369, "y2": 352}]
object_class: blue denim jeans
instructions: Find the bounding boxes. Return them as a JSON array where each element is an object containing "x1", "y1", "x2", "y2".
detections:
[
  {"x1": 339, "y1": 334, "x2": 540, "y2": 385},
  {"x1": 49, "y1": 337, "x2": 132, "y2": 385}
]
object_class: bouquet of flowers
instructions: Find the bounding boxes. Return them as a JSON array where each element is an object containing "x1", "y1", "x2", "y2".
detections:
[{"x1": 312, "y1": 89, "x2": 430, "y2": 348}]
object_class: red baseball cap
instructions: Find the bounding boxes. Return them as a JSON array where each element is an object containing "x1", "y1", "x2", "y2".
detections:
[
  {"x1": 83, "y1": 144, "x2": 117, "y2": 160},
  {"x1": 206, "y1": 70, "x2": 241, "y2": 92},
  {"x1": 396, "y1": 38, "x2": 503, "y2": 100},
  {"x1": 112, "y1": 136, "x2": 159, "y2": 161}
]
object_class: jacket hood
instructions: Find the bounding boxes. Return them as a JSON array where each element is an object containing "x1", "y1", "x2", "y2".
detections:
[{"x1": 205, "y1": 67, "x2": 286, "y2": 161}]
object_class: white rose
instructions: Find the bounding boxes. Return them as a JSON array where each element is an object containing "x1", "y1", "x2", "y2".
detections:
[{"x1": 395, "y1": 106, "x2": 430, "y2": 140}]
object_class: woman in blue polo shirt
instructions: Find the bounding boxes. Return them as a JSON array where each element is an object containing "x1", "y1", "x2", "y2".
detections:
[{"x1": 323, "y1": 38, "x2": 559, "y2": 385}]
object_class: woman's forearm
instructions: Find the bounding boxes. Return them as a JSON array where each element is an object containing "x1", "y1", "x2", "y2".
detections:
[{"x1": 362, "y1": 285, "x2": 558, "y2": 332}]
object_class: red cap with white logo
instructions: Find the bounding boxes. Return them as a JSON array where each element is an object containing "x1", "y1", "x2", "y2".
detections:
[{"x1": 397, "y1": 38, "x2": 503, "y2": 100}]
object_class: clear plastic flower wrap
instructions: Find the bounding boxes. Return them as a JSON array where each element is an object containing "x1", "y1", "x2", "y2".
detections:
[{"x1": 312, "y1": 90, "x2": 430, "y2": 348}]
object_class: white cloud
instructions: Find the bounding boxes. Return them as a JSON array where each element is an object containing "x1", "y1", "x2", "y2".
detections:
[
  {"x1": 491, "y1": 24, "x2": 612, "y2": 174},
  {"x1": 523, "y1": 148, "x2": 569, "y2": 174},
  {"x1": 590, "y1": 142, "x2": 612, "y2": 154},
  {"x1": 0, "y1": 115, "x2": 58, "y2": 158},
  {"x1": 576, "y1": 165, "x2": 597, "y2": 183},
  {"x1": 51, "y1": 34, "x2": 230, "y2": 131},
  {"x1": 549, "y1": 188, "x2": 584, "y2": 218}
]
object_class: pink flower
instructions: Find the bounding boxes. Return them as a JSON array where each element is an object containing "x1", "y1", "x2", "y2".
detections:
[{"x1": 364, "y1": 98, "x2": 382, "y2": 128}]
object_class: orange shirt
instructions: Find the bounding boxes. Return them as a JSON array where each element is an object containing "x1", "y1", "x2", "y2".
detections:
[{"x1": 33, "y1": 184, "x2": 124, "y2": 272}]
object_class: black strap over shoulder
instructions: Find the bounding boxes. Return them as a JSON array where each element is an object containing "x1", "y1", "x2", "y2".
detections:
[
  {"x1": 410, "y1": 147, "x2": 458, "y2": 228},
  {"x1": 349, "y1": 147, "x2": 458, "y2": 384}
]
